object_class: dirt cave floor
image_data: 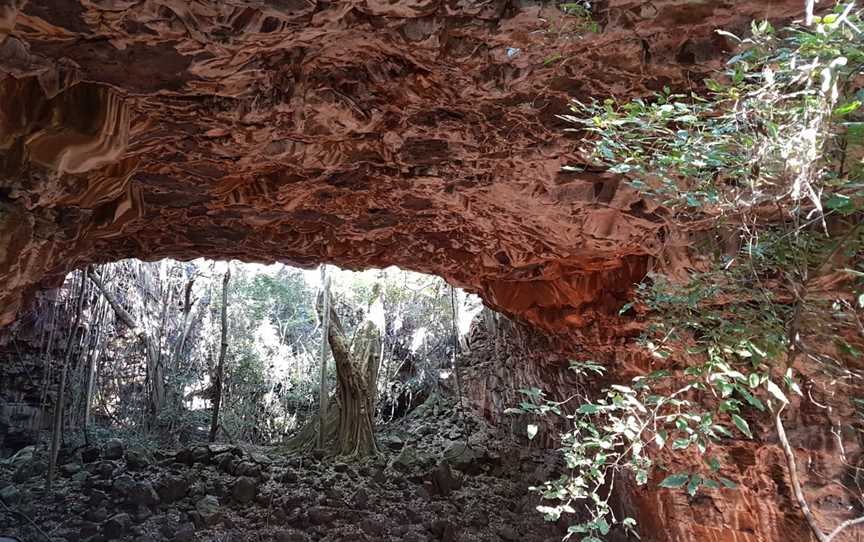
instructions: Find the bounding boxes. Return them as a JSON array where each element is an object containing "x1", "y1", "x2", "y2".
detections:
[{"x1": 0, "y1": 401, "x2": 569, "y2": 542}]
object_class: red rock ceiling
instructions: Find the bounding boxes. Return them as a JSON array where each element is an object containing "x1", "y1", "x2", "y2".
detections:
[{"x1": 0, "y1": 0, "x2": 802, "y2": 332}]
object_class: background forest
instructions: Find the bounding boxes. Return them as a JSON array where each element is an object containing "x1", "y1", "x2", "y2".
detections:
[{"x1": 1, "y1": 261, "x2": 482, "y2": 451}]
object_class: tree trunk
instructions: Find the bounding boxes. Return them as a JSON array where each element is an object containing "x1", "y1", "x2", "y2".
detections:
[
  {"x1": 47, "y1": 268, "x2": 87, "y2": 491},
  {"x1": 171, "y1": 276, "x2": 197, "y2": 372},
  {"x1": 333, "y1": 318, "x2": 381, "y2": 457},
  {"x1": 286, "y1": 285, "x2": 382, "y2": 458},
  {"x1": 82, "y1": 293, "x2": 107, "y2": 443},
  {"x1": 209, "y1": 265, "x2": 231, "y2": 442},
  {"x1": 317, "y1": 266, "x2": 331, "y2": 450}
]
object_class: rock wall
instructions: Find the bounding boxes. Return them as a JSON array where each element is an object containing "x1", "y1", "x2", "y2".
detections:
[{"x1": 459, "y1": 314, "x2": 864, "y2": 542}]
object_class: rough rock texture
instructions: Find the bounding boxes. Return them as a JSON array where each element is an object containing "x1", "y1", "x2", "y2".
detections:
[
  {"x1": 0, "y1": 0, "x2": 801, "y2": 335},
  {"x1": 461, "y1": 314, "x2": 864, "y2": 542},
  {"x1": 0, "y1": 399, "x2": 574, "y2": 542}
]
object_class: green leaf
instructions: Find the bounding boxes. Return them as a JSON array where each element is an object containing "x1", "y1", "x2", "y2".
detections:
[
  {"x1": 748, "y1": 373, "x2": 760, "y2": 389},
  {"x1": 731, "y1": 414, "x2": 753, "y2": 439},
  {"x1": 519, "y1": 387, "x2": 544, "y2": 399},
  {"x1": 503, "y1": 408, "x2": 523, "y2": 415},
  {"x1": 736, "y1": 387, "x2": 765, "y2": 411},
  {"x1": 765, "y1": 380, "x2": 789, "y2": 404},
  {"x1": 658, "y1": 473, "x2": 690, "y2": 489},
  {"x1": 713, "y1": 424, "x2": 733, "y2": 438},
  {"x1": 596, "y1": 517, "x2": 610, "y2": 535},
  {"x1": 611, "y1": 384, "x2": 636, "y2": 395},
  {"x1": 702, "y1": 479, "x2": 721, "y2": 490},
  {"x1": 784, "y1": 368, "x2": 803, "y2": 397},
  {"x1": 673, "y1": 438, "x2": 691, "y2": 450},
  {"x1": 706, "y1": 456, "x2": 721, "y2": 472},
  {"x1": 687, "y1": 475, "x2": 702, "y2": 496},
  {"x1": 834, "y1": 100, "x2": 861, "y2": 116},
  {"x1": 618, "y1": 302, "x2": 634, "y2": 315},
  {"x1": 715, "y1": 29, "x2": 742, "y2": 42},
  {"x1": 719, "y1": 477, "x2": 738, "y2": 489},
  {"x1": 527, "y1": 424, "x2": 538, "y2": 440},
  {"x1": 577, "y1": 403, "x2": 600, "y2": 414}
]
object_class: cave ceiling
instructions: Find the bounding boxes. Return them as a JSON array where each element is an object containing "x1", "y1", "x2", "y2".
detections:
[{"x1": 0, "y1": 0, "x2": 802, "y2": 333}]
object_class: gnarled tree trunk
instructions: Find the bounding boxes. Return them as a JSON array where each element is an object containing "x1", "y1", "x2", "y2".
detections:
[
  {"x1": 331, "y1": 315, "x2": 381, "y2": 457},
  {"x1": 287, "y1": 288, "x2": 382, "y2": 458}
]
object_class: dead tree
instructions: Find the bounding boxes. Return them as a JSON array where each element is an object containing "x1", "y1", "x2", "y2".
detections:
[{"x1": 209, "y1": 265, "x2": 231, "y2": 442}]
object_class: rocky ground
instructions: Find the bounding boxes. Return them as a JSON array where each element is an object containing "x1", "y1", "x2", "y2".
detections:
[{"x1": 0, "y1": 398, "x2": 567, "y2": 542}]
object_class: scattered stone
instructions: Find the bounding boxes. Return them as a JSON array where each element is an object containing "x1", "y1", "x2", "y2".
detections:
[
  {"x1": 127, "y1": 481, "x2": 160, "y2": 507},
  {"x1": 231, "y1": 476, "x2": 257, "y2": 503},
  {"x1": 173, "y1": 522, "x2": 195, "y2": 542},
  {"x1": 443, "y1": 441, "x2": 483, "y2": 474},
  {"x1": 361, "y1": 517, "x2": 385, "y2": 536},
  {"x1": 392, "y1": 446, "x2": 421, "y2": 472},
  {"x1": 307, "y1": 506, "x2": 331, "y2": 525},
  {"x1": 103, "y1": 513, "x2": 132, "y2": 539},
  {"x1": 12, "y1": 460, "x2": 44, "y2": 482},
  {"x1": 497, "y1": 525, "x2": 520, "y2": 541},
  {"x1": 249, "y1": 452, "x2": 272, "y2": 466},
  {"x1": 79, "y1": 521, "x2": 100, "y2": 538},
  {"x1": 372, "y1": 466, "x2": 387, "y2": 485},
  {"x1": 235, "y1": 461, "x2": 261, "y2": 478},
  {"x1": 207, "y1": 443, "x2": 234, "y2": 455},
  {"x1": 125, "y1": 448, "x2": 150, "y2": 470},
  {"x1": 274, "y1": 529, "x2": 309, "y2": 542},
  {"x1": 191, "y1": 446, "x2": 210, "y2": 465},
  {"x1": 88, "y1": 489, "x2": 109, "y2": 506},
  {"x1": 352, "y1": 487, "x2": 369, "y2": 509},
  {"x1": 279, "y1": 469, "x2": 298, "y2": 483},
  {"x1": 133, "y1": 505, "x2": 152, "y2": 523},
  {"x1": 175, "y1": 448, "x2": 194, "y2": 466},
  {"x1": 429, "y1": 461, "x2": 461, "y2": 497},
  {"x1": 195, "y1": 495, "x2": 221, "y2": 527},
  {"x1": 94, "y1": 461, "x2": 115, "y2": 479},
  {"x1": 429, "y1": 519, "x2": 457, "y2": 541},
  {"x1": 85, "y1": 507, "x2": 109, "y2": 523},
  {"x1": 103, "y1": 439, "x2": 124, "y2": 461},
  {"x1": 81, "y1": 447, "x2": 101, "y2": 464},
  {"x1": 60, "y1": 463, "x2": 81, "y2": 476},
  {"x1": 112, "y1": 475, "x2": 136, "y2": 499},
  {"x1": 156, "y1": 475, "x2": 188, "y2": 503},
  {"x1": 380, "y1": 434, "x2": 405, "y2": 451},
  {"x1": 0, "y1": 484, "x2": 21, "y2": 505},
  {"x1": 332, "y1": 462, "x2": 349, "y2": 473}
]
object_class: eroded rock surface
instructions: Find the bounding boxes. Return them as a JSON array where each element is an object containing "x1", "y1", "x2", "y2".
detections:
[{"x1": 0, "y1": 0, "x2": 801, "y2": 334}]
